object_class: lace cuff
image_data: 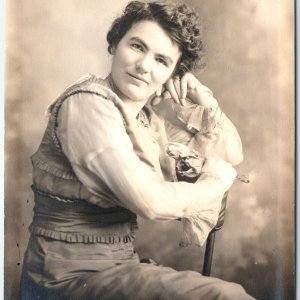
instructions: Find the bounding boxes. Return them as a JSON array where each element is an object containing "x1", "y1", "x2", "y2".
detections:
[
  {"x1": 165, "y1": 143, "x2": 223, "y2": 247},
  {"x1": 180, "y1": 209, "x2": 219, "y2": 247},
  {"x1": 171, "y1": 102, "x2": 222, "y2": 136}
]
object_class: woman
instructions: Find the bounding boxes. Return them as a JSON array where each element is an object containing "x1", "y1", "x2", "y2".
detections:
[{"x1": 20, "y1": 1, "x2": 254, "y2": 299}]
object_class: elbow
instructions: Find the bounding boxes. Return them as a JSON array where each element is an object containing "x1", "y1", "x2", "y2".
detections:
[
  {"x1": 230, "y1": 151, "x2": 244, "y2": 166},
  {"x1": 237, "y1": 152, "x2": 244, "y2": 165},
  {"x1": 234, "y1": 143, "x2": 244, "y2": 165},
  {"x1": 225, "y1": 141, "x2": 244, "y2": 166}
]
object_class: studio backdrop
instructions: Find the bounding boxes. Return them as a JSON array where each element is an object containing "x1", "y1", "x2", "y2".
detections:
[{"x1": 5, "y1": 0, "x2": 294, "y2": 299}]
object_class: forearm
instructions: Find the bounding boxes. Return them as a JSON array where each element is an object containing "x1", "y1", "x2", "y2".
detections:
[
  {"x1": 57, "y1": 93, "x2": 232, "y2": 221},
  {"x1": 75, "y1": 148, "x2": 228, "y2": 221}
]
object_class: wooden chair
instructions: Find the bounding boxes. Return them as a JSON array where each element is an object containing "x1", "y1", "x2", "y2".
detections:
[{"x1": 202, "y1": 191, "x2": 228, "y2": 276}]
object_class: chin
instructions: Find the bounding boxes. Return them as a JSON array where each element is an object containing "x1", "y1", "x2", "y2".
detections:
[{"x1": 122, "y1": 86, "x2": 150, "y2": 102}]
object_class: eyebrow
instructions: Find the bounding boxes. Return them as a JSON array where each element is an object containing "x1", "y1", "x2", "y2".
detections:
[{"x1": 129, "y1": 37, "x2": 174, "y2": 65}]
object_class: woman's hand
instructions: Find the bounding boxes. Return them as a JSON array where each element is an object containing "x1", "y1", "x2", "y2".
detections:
[{"x1": 164, "y1": 72, "x2": 218, "y2": 109}]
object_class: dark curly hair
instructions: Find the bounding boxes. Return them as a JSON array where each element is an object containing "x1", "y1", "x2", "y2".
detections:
[{"x1": 106, "y1": 1, "x2": 204, "y2": 76}]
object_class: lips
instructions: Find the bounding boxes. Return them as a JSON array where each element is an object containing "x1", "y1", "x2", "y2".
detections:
[{"x1": 127, "y1": 72, "x2": 148, "y2": 84}]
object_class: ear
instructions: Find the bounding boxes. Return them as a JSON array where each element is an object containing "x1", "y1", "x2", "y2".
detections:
[{"x1": 110, "y1": 45, "x2": 116, "y2": 55}]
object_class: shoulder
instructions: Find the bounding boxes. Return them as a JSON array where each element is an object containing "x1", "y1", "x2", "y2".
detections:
[
  {"x1": 48, "y1": 74, "x2": 112, "y2": 109},
  {"x1": 49, "y1": 74, "x2": 125, "y2": 122}
]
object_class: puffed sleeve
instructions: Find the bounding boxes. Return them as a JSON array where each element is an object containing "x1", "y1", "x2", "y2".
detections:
[
  {"x1": 56, "y1": 92, "x2": 230, "y2": 224},
  {"x1": 153, "y1": 97, "x2": 244, "y2": 166}
]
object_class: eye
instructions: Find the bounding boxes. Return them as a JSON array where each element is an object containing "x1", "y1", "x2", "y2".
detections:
[
  {"x1": 131, "y1": 42, "x2": 143, "y2": 51},
  {"x1": 156, "y1": 57, "x2": 168, "y2": 67}
]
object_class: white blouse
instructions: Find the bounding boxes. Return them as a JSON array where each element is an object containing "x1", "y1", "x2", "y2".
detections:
[{"x1": 56, "y1": 78, "x2": 241, "y2": 246}]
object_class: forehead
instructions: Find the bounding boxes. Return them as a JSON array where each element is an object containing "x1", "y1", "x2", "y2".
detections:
[{"x1": 122, "y1": 20, "x2": 181, "y2": 60}]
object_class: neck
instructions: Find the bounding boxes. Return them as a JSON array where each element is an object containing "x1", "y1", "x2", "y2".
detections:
[{"x1": 106, "y1": 74, "x2": 148, "y2": 119}]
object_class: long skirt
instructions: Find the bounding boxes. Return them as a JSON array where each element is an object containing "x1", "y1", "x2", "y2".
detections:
[{"x1": 20, "y1": 235, "x2": 255, "y2": 300}]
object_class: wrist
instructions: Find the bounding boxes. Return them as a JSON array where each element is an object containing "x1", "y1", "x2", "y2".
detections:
[
  {"x1": 190, "y1": 84, "x2": 219, "y2": 109},
  {"x1": 208, "y1": 104, "x2": 222, "y2": 118}
]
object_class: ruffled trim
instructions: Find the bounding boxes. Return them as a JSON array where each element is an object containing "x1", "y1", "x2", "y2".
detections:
[
  {"x1": 47, "y1": 74, "x2": 99, "y2": 114},
  {"x1": 186, "y1": 105, "x2": 222, "y2": 138},
  {"x1": 31, "y1": 184, "x2": 82, "y2": 203},
  {"x1": 31, "y1": 153, "x2": 78, "y2": 181},
  {"x1": 179, "y1": 209, "x2": 219, "y2": 247},
  {"x1": 29, "y1": 224, "x2": 137, "y2": 244},
  {"x1": 165, "y1": 101, "x2": 222, "y2": 139},
  {"x1": 48, "y1": 74, "x2": 129, "y2": 153}
]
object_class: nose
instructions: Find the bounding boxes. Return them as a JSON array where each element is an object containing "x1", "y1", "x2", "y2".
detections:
[{"x1": 136, "y1": 54, "x2": 151, "y2": 74}]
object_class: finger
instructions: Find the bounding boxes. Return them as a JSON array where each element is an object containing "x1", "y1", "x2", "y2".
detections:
[
  {"x1": 180, "y1": 74, "x2": 189, "y2": 105},
  {"x1": 173, "y1": 76, "x2": 182, "y2": 99},
  {"x1": 161, "y1": 90, "x2": 172, "y2": 102},
  {"x1": 165, "y1": 79, "x2": 180, "y2": 104},
  {"x1": 171, "y1": 76, "x2": 185, "y2": 106},
  {"x1": 155, "y1": 87, "x2": 162, "y2": 97}
]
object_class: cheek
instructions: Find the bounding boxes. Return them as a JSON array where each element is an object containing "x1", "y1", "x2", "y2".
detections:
[
  {"x1": 117, "y1": 47, "x2": 137, "y2": 66},
  {"x1": 113, "y1": 54, "x2": 125, "y2": 70},
  {"x1": 112, "y1": 47, "x2": 130, "y2": 69},
  {"x1": 153, "y1": 68, "x2": 174, "y2": 86}
]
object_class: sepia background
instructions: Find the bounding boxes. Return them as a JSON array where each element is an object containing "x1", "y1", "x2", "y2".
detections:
[{"x1": 5, "y1": 0, "x2": 294, "y2": 299}]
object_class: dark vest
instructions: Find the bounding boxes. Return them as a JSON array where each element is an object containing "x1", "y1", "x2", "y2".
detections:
[{"x1": 29, "y1": 74, "x2": 138, "y2": 244}]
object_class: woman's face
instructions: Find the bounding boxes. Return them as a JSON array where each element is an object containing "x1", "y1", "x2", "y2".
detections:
[{"x1": 111, "y1": 20, "x2": 181, "y2": 102}]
